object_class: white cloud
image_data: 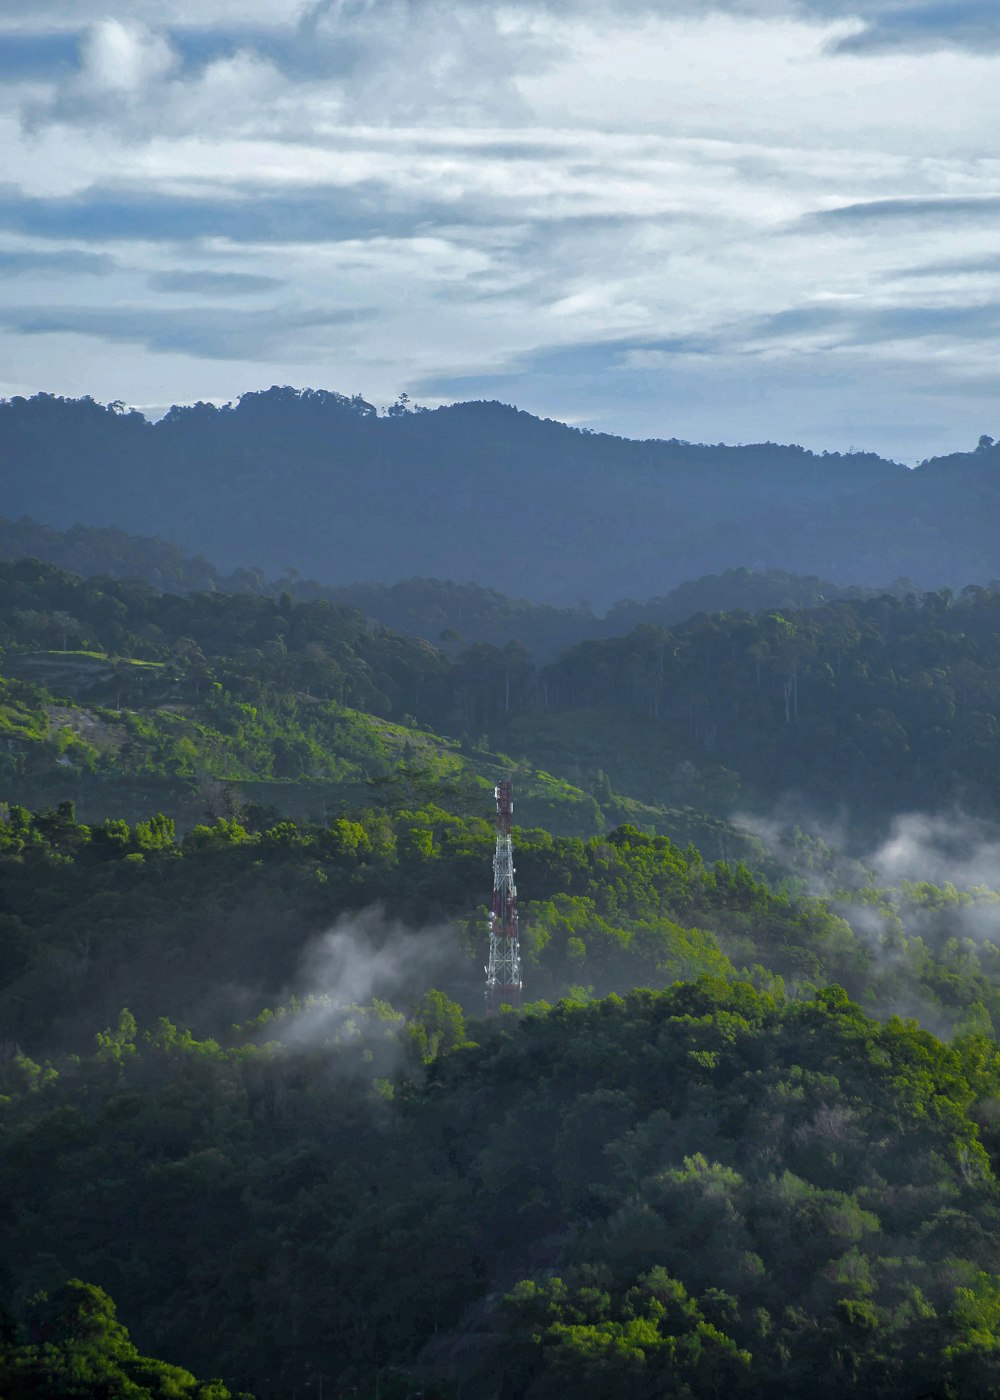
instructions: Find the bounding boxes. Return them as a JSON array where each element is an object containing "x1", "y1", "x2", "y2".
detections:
[
  {"x1": 22, "y1": 20, "x2": 178, "y2": 129},
  {"x1": 80, "y1": 19, "x2": 175, "y2": 94},
  {"x1": 0, "y1": 2, "x2": 999, "y2": 460},
  {"x1": 0, "y1": 1, "x2": 302, "y2": 27},
  {"x1": 20, "y1": 22, "x2": 290, "y2": 140}
]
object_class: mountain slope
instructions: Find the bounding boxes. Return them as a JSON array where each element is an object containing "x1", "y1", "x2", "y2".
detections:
[
  {"x1": 5, "y1": 974, "x2": 1000, "y2": 1399},
  {"x1": 10, "y1": 558, "x2": 1000, "y2": 832},
  {"x1": 0, "y1": 513, "x2": 869, "y2": 653},
  {"x1": 0, "y1": 387, "x2": 945, "y2": 605}
]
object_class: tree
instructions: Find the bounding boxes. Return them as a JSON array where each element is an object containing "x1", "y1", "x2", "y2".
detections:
[{"x1": 0, "y1": 1280, "x2": 241, "y2": 1399}]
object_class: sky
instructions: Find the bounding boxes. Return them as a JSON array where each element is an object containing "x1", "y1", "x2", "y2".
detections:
[{"x1": 0, "y1": 1, "x2": 998, "y2": 461}]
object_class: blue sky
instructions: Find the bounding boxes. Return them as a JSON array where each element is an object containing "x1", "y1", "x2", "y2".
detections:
[{"x1": 0, "y1": 0, "x2": 998, "y2": 461}]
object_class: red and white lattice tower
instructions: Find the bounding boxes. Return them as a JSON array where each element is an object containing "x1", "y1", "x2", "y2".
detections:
[{"x1": 485, "y1": 779, "x2": 522, "y2": 1015}]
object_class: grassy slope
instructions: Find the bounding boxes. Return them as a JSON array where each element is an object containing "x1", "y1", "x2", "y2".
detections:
[
  {"x1": 1, "y1": 653, "x2": 769, "y2": 858},
  {"x1": 0, "y1": 661, "x2": 608, "y2": 836}
]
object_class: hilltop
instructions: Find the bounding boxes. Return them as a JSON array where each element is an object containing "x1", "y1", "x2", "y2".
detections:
[{"x1": 7, "y1": 386, "x2": 999, "y2": 605}]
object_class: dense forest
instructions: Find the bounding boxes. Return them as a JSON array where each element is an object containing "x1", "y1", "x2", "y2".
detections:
[
  {"x1": 4, "y1": 796, "x2": 1000, "y2": 1052},
  {"x1": 6, "y1": 959, "x2": 1000, "y2": 1398},
  {"x1": 7, "y1": 515, "x2": 1000, "y2": 1392},
  {"x1": 0, "y1": 514, "x2": 871, "y2": 655},
  {"x1": 8, "y1": 559, "x2": 1000, "y2": 829},
  {"x1": 6, "y1": 764, "x2": 1000, "y2": 1394},
  {"x1": 5, "y1": 386, "x2": 1000, "y2": 602}
]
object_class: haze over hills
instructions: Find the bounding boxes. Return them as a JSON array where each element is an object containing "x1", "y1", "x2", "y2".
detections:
[
  {"x1": 0, "y1": 513, "x2": 877, "y2": 656},
  {"x1": 4, "y1": 386, "x2": 999, "y2": 606}
]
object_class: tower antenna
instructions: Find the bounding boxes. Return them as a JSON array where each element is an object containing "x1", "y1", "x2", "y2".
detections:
[{"x1": 485, "y1": 778, "x2": 522, "y2": 1015}]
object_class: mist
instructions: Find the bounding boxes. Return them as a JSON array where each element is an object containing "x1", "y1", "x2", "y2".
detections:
[
  {"x1": 735, "y1": 804, "x2": 1000, "y2": 1036},
  {"x1": 868, "y1": 811, "x2": 1000, "y2": 892},
  {"x1": 738, "y1": 805, "x2": 1000, "y2": 899},
  {"x1": 256, "y1": 905, "x2": 471, "y2": 1054}
]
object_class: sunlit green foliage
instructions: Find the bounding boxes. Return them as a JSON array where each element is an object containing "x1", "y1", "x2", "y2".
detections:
[
  {"x1": 14, "y1": 560, "x2": 1000, "y2": 834},
  {"x1": 0, "y1": 1279, "x2": 242, "y2": 1399},
  {"x1": 5, "y1": 799, "x2": 1000, "y2": 1054},
  {"x1": 4, "y1": 983, "x2": 1000, "y2": 1397}
]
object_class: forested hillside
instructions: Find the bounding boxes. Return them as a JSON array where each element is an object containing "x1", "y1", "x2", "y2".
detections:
[
  {"x1": 0, "y1": 556, "x2": 629, "y2": 841},
  {"x1": 322, "y1": 568, "x2": 871, "y2": 657},
  {"x1": 0, "y1": 514, "x2": 869, "y2": 654},
  {"x1": 7, "y1": 559, "x2": 1000, "y2": 830},
  {"x1": 7, "y1": 385, "x2": 999, "y2": 603},
  {"x1": 6, "y1": 970, "x2": 1000, "y2": 1399},
  {"x1": 0, "y1": 514, "x2": 226, "y2": 594},
  {"x1": 9, "y1": 550, "x2": 1000, "y2": 1394},
  {"x1": 509, "y1": 584, "x2": 1000, "y2": 821},
  {"x1": 5, "y1": 795, "x2": 1000, "y2": 1053}
]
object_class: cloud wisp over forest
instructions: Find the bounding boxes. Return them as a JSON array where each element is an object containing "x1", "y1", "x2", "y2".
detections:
[{"x1": 1, "y1": 0, "x2": 999, "y2": 459}]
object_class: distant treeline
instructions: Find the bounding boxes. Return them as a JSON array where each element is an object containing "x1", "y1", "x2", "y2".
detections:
[
  {"x1": 0, "y1": 513, "x2": 876, "y2": 654},
  {"x1": 4, "y1": 385, "x2": 1000, "y2": 602}
]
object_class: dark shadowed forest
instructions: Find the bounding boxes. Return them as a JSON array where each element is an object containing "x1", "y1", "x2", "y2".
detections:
[{"x1": 4, "y1": 388, "x2": 1000, "y2": 602}]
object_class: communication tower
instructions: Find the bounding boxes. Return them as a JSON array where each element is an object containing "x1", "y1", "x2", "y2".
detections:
[{"x1": 485, "y1": 779, "x2": 522, "y2": 1015}]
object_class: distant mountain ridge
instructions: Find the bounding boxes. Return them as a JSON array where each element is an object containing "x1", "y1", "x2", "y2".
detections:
[
  {"x1": 0, "y1": 514, "x2": 877, "y2": 654},
  {"x1": 2, "y1": 385, "x2": 998, "y2": 604}
]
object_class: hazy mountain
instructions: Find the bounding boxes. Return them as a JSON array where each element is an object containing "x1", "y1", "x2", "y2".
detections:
[
  {"x1": 0, "y1": 514, "x2": 870, "y2": 653},
  {"x1": 0, "y1": 514, "x2": 224, "y2": 594},
  {"x1": 2, "y1": 386, "x2": 998, "y2": 605}
]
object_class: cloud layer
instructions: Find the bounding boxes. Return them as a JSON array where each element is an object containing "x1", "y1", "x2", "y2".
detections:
[{"x1": 0, "y1": 0, "x2": 999, "y2": 459}]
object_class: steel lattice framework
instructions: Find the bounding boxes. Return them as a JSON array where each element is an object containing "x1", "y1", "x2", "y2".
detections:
[{"x1": 485, "y1": 779, "x2": 522, "y2": 1015}]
